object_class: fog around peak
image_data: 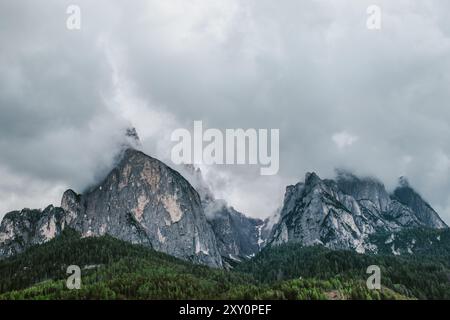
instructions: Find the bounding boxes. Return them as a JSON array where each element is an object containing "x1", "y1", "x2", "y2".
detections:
[{"x1": 1, "y1": 0, "x2": 450, "y2": 224}]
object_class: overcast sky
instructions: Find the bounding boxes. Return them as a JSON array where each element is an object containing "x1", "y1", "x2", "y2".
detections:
[{"x1": 1, "y1": 0, "x2": 450, "y2": 224}]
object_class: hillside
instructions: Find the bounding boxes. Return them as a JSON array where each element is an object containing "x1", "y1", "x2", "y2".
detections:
[
  {"x1": 0, "y1": 229, "x2": 410, "y2": 300},
  {"x1": 237, "y1": 229, "x2": 450, "y2": 299}
]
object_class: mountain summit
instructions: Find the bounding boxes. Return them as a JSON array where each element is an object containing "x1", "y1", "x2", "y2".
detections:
[
  {"x1": 0, "y1": 149, "x2": 222, "y2": 267},
  {"x1": 0, "y1": 148, "x2": 448, "y2": 266},
  {"x1": 267, "y1": 171, "x2": 447, "y2": 253}
]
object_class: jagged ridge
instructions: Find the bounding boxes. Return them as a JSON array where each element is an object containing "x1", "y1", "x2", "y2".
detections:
[
  {"x1": 0, "y1": 149, "x2": 223, "y2": 267},
  {"x1": 268, "y1": 171, "x2": 448, "y2": 253}
]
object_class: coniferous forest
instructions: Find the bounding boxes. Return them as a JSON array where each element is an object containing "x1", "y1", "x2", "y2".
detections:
[{"x1": 0, "y1": 228, "x2": 449, "y2": 300}]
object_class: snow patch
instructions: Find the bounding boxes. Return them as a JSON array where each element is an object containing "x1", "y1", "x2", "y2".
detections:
[
  {"x1": 385, "y1": 234, "x2": 395, "y2": 244},
  {"x1": 391, "y1": 244, "x2": 400, "y2": 256},
  {"x1": 194, "y1": 230, "x2": 209, "y2": 255},
  {"x1": 228, "y1": 254, "x2": 242, "y2": 262},
  {"x1": 99, "y1": 223, "x2": 107, "y2": 235},
  {"x1": 257, "y1": 224, "x2": 264, "y2": 247}
]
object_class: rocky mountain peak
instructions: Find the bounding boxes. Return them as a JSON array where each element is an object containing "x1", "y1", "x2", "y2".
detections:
[
  {"x1": 2, "y1": 148, "x2": 223, "y2": 267},
  {"x1": 1, "y1": 143, "x2": 448, "y2": 267},
  {"x1": 0, "y1": 206, "x2": 67, "y2": 258},
  {"x1": 268, "y1": 171, "x2": 448, "y2": 253},
  {"x1": 124, "y1": 127, "x2": 142, "y2": 149},
  {"x1": 336, "y1": 170, "x2": 391, "y2": 212},
  {"x1": 398, "y1": 176, "x2": 410, "y2": 188},
  {"x1": 61, "y1": 148, "x2": 223, "y2": 267},
  {"x1": 304, "y1": 172, "x2": 322, "y2": 187},
  {"x1": 393, "y1": 179, "x2": 447, "y2": 229}
]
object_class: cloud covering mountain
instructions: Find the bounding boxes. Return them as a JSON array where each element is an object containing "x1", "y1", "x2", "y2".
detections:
[{"x1": 1, "y1": 0, "x2": 450, "y2": 224}]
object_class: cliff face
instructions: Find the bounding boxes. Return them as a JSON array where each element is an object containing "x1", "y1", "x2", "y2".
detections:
[
  {"x1": 61, "y1": 149, "x2": 222, "y2": 267},
  {"x1": 0, "y1": 206, "x2": 67, "y2": 257},
  {"x1": 267, "y1": 172, "x2": 448, "y2": 253},
  {"x1": 392, "y1": 178, "x2": 447, "y2": 229},
  {"x1": 0, "y1": 149, "x2": 223, "y2": 268},
  {"x1": 1, "y1": 147, "x2": 448, "y2": 265},
  {"x1": 208, "y1": 205, "x2": 264, "y2": 260},
  {"x1": 179, "y1": 164, "x2": 264, "y2": 260}
]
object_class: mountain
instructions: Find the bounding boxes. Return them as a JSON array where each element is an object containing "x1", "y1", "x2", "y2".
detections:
[
  {"x1": 179, "y1": 164, "x2": 264, "y2": 261},
  {"x1": 0, "y1": 206, "x2": 66, "y2": 257},
  {"x1": 0, "y1": 144, "x2": 266, "y2": 268},
  {"x1": 1, "y1": 132, "x2": 449, "y2": 271},
  {"x1": 267, "y1": 171, "x2": 448, "y2": 253},
  {"x1": 392, "y1": 177, "x2": 447, "y2": 229},
  {"x1": 208, "y1": 205, "x2": 264, "y2": 262},
  {"x1": 1, "y1": 143, "x2": 450, "y2": 300},
  {"x1": 0, "y1": 148, "x2": 222, "y2": 268}
]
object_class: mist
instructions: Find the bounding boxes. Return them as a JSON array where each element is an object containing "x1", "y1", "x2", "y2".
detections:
[{"x1": 1, "y1": 0, "x2": 450, "y2": 224}]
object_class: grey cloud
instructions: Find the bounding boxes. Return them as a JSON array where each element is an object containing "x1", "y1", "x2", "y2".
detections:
[{"x1": 1, "y1": 0, "x2": 450, "y2": 224}]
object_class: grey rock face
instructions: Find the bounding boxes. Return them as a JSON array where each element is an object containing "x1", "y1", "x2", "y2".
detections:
[
  {"x1": 179, "y1": 164, "x2": 264, "y2": 259},
  {"x1": 268, "y1": 172, "x2": 448, "y2": 253},
  {"x1": 0, "y1": 149, "x2": 223, "y2": 267},
  {"x1": 60, "y1": 149, "x2": 222, "y2": 267},
  {"x1": 208, "y1": 205, "x2": 264, "y2": 260},
  {"x1": 392, "y1": 178, "x2": 447, "y2": 229},
  {"x1": 336, "y1": 171, "x2": 391, "y2": 212},
  {"x1": 124, "y1": 127, "x2": 142, "y2": 149},
  {"x1": 2, "y1": 145, "x2": 448, "y2": 264},
  {"x1": 0, "y1": 205, "x2": 67, "y2": 258}
]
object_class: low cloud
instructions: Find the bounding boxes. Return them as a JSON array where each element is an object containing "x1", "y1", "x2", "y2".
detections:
[
  {"x1": 332, "y1": 131, "x2": 359, "y2": 149},
  {"x1": 1, "y1": 1, "x2": 450, "y2": 224}
]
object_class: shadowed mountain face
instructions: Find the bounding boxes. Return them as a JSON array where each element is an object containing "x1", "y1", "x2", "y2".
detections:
[
  {"x1": 0, "y1": 149, "x2": 222, "y2": 268},
  {"x1": 392, "y1": 178, "x2": 447, "y2": 229},
  {"x1": 208, "y1": 206, "x2": 264, "y2": 261},
  {"x1": 179, "y1": 164, "x2": 265, "y2": 261},
  {"x1": 267, "y1": 172, "x2": 448, "y2": 253}
]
